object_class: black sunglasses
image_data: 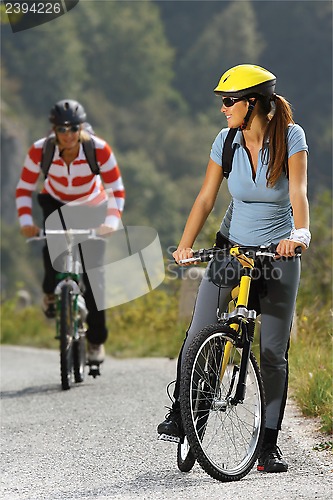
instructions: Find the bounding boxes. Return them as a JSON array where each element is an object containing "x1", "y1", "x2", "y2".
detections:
[
  {"x1": 55, "y1": 124, "x2": 80, "y2": 133},
  {"x1": 222, "y1": 97, "x2": 245, "y2": 107}
]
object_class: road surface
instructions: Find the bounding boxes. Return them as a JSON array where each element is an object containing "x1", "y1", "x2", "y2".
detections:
[{"x1": 1, "y1": 345, "x2": 332, "y2": 499}]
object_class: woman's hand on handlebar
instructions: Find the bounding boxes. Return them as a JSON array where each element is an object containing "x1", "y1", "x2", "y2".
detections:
[
  {"x1": 276, "y1": 239, "x2": 305, "y2": 258},
  {"x1": 20, "y1": 225, "x2": 40, "y2": 238},
  {"x1": 172, "y1": 247, "x2": 194, "y2": 265}
]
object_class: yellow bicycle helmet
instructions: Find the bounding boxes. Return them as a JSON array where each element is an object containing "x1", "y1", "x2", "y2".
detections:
[{"x1": 214, "y1": 64, "x2": 276, "y2": 98}]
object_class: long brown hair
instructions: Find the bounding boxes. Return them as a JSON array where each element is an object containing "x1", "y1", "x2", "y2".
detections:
[{"x1": 261, "y1": 95, "x2": 294, "y2": 186}]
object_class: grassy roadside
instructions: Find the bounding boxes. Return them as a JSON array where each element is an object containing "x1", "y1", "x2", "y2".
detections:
[{"x1": 288, "y1": 305, "x2": 332, "y2": 436}]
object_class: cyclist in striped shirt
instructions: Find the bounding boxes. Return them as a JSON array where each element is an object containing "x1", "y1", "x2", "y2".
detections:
[{"x1": 16, "y1": 99, "x2": 125, "y2": 364}]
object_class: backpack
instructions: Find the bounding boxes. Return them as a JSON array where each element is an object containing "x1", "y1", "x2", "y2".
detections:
[{"x1": 40, "y1": 124, "x2": 100, "y2": 178}]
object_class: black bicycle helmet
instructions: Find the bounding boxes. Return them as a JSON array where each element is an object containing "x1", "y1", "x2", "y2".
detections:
[{"x1": 49, "y1": 99, "x2": 87, "y2": 126}]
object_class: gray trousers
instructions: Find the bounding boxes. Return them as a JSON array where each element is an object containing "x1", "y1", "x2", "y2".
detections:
[{"x1": 174, "y1": 255, "x2": 301, "y2": 430}]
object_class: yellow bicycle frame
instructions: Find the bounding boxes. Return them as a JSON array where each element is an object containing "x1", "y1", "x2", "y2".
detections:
[{"x1": 221, "y1": 246, "x2": 255, "y2": 376}]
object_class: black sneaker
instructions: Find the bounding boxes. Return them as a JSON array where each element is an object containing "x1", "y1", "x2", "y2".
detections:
[
  {"x1": 157, "y1": 404, "x2": 183, "y2": 443},
  {"x1": 257, "y1": 445, "x2": 288, "y2": 473}
]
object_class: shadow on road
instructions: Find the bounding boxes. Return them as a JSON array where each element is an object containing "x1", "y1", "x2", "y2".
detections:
[{"x1": 0, "y1": 383, "x2": 84, "y2": 399}]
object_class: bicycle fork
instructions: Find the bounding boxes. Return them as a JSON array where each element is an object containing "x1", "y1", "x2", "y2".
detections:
[
  {"x1": 229, "y1": 321, "x2": 255, "y2": 405},
  {"x1": 220, "y1": 266, "x2": 257, "y2": 405},
  {"x1": 55, "y1": 278, "x2": 84, "y2": 341}
]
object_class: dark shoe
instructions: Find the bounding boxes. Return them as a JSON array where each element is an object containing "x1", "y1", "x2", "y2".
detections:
[
  {"x1": 42, "y1": 294, "x2": 56, "y2": 319},
  {"x1": 257, "y1": 444, "x2": 288, "y2": 473},
  {"x1": 157, "y1": 403, "x2": 183, "y2": 443}
]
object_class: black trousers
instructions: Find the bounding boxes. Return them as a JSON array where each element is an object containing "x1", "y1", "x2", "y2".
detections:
[{"x1": 38, "y1": 193, "x2": 108, "y2": 344}]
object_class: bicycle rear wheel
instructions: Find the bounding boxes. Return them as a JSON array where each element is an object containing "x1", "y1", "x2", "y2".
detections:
[
  {"x1": 60, "y1": 284, "x2": 74, "y2": 390},
  {"x1": 177, "y1": 436, "x2": 196, "y2": 472},
  {"x1": 180, "y1": 323, "x2": 265, "y2": 482}
]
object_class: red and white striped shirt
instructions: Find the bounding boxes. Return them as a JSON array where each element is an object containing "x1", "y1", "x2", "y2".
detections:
[{"x1": 16, "y1": 135, "x2": 125, "y2": 229}]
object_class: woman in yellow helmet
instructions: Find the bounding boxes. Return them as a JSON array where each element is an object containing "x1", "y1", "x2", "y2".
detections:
[{"x1": 157, "y1": 64, "x2": 310, "y2": 473}]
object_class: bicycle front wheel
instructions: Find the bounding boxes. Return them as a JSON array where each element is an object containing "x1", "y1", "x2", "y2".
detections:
[
  {"x1": 60, "y1": 284, "x2": 74, "y2": 390},
  {"x1": 73, "y1": 333, "x2": 86, "y2": 383},
  {"x1": 180, "y1": 323, "x2": 265, "y2": 482}
]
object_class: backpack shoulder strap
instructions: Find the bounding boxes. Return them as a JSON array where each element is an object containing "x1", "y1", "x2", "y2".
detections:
[
  {"x1": 40, "y1": 136, "x2": 56, "y2": 178},
  {"x1": 41, "y1": 134, "x2": 100, "y2": 177},
  {"x1": 82, "y1": 136, "x2": 100, "y2": 175},
  {"x1": 221, "y1": 128, "x2": 238, "y2": 179}
]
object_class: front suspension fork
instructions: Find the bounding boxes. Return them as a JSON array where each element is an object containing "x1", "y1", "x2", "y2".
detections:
[{"x1": 230, "y1": 321, "x2": 255, "y2": 405}]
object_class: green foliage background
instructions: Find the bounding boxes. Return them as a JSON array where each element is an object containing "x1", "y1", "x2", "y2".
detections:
[{"x1": 1, "y1": 0, "x2": 332, "y2": 298}]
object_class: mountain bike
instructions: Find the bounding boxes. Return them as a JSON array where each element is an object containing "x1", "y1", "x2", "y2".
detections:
[
  {"x1": 29, "y1": 229, "x2": 103, "y2": 390},
  {"x1": 176, "y1": 244, "x2": 301, "y2": 481}
]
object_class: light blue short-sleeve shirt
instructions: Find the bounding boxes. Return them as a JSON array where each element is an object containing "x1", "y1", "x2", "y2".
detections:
[{"x1": 210, "y1": 124, "x2": 308, "y2": 246}]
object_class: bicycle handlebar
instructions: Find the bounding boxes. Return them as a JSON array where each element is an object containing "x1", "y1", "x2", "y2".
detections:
[
  {"x1": 179, "y1": 245, "x2": 302, "y2": 264},
  {"x1": 45, "y1": 229, "x2": 97, "y2": 236},
  {"x1": 179, "y1": 248, "x2": 219, "y2": 264},
  {"x1": 26, "y1": 228, "x2": 104, "y2": 242}
]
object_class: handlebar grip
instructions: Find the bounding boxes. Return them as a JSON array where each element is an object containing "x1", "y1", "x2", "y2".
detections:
[
  {"x1": 178, "y1": 257, "x2": 201, "y2": 264},
  {"x1": 295, "y1": 246, "x2": 302, "y2": 255},
  {"x1": 178, "y1": 247, "x2": 217, "y2": 264}
]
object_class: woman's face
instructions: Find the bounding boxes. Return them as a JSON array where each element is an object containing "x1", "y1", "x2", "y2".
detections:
[
  {"x1": 221, "y1": 97, "x2": 248, "y2": 129},
  {"x1": 55, "y1": 124, "x2": 81, "y2": 150}
]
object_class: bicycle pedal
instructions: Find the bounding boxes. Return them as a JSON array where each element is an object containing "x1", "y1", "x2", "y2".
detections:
[
  {"x1": 158, "y1": 433, "x2": 181, "y2": 444},
  {"x1": 87, "y1": 365, "x2": 101, "y2": 378}
]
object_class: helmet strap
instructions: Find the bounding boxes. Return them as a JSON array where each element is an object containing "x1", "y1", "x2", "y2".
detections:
[{"x1": 239, "y1": 98, "x2": 258, "y2": 131}]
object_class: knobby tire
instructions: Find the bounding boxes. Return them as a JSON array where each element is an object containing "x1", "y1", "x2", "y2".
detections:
[
  {"x1": 180, "y1": 323, "x2": 265, "y2": 482},
  {"x1": 177, "y1": 437, "x2": 196, "y2": 472},
  {"x1": 73, "y1": 333, "x2": 86, "y2": 383},
  {"x1": 60, "y1": 284, "x2": 74, "y2": 390},
  {"x1": 177, "y1": 389, "x2": 211, "y2": 472}
]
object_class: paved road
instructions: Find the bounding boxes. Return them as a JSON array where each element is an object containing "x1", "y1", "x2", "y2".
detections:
[{"x1": 1, "y1": 345, "x2": 332, "y2": 500}]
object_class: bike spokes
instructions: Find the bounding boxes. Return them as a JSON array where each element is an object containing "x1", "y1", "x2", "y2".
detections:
[{"x1": 180, "y1": 325, "x2": 265, "y2": 482}]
